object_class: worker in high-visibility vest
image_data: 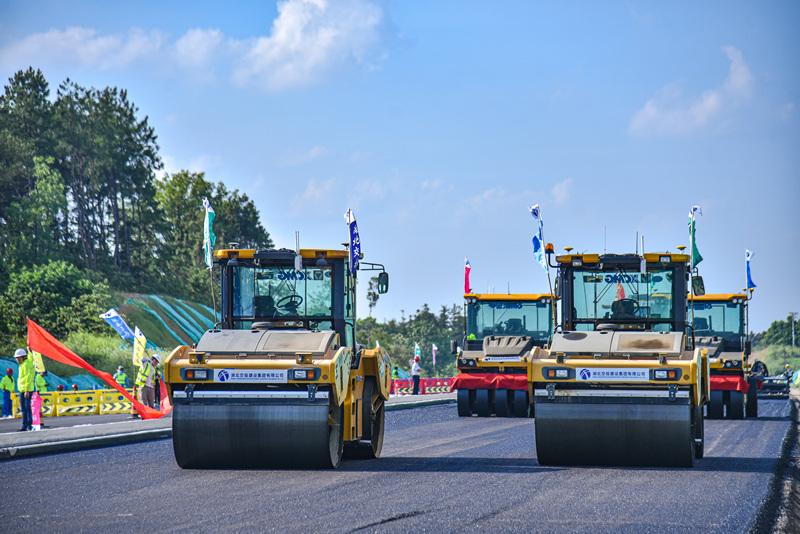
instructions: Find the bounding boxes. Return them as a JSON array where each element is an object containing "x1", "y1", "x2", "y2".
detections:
[
  {"x1": 136, "y1": 356, "x2": 155, "y2": 408},
  {"x1": 14, "y1": 348, "x2": 35, "y2": 431},
  {"x1": 32, "y1": 370, "x2": 48, "y2": 431},
  {"x1": 113, "y1": 366, "x2": 129, "y2": 387},
  {"x1": 1, "y1": 368, "x2": 14, "y2": 418}
]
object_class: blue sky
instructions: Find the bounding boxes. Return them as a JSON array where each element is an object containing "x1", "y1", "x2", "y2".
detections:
[{"x1": 1, "y1": 1, "x2": 797, "y2": 333}]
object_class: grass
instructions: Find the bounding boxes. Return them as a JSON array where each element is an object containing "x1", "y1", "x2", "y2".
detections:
[{"x1": 752, "y1": 345, "x2": 800, "y2": 376}]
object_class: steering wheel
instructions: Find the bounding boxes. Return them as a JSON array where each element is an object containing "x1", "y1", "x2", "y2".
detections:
[{"x1": 277, "y1": 294, "x2": 303, "y2": 308}]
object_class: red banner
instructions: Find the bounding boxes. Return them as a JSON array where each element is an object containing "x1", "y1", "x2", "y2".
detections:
[
  {"x1": 27, "y1": 319, "x2": 170, "y2": 419},
  {"x1": 451, "y1": 373, "x2": 528, "y2": 391},
  {"x1": 709, "y1": 374, "x2": 754, "y2": 393}
]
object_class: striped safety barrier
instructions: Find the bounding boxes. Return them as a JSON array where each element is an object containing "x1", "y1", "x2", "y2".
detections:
[
  {"x1": 390, "y1": 377, "x2": 454, "y2": 395},
  {"x1": 8, "y1": 389, "x2": 135, "y2": 418}
]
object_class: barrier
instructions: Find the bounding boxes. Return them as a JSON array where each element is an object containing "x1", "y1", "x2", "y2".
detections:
[
  {"x1": 390, "y1": 377, "x2": 454, "y2": 395},
  {"x1": 56, "y1": 390, "x2": 100, "y2": 416},
  {"x1": 99, "y1": 389, "x2": 134, "y2": 414},
  {"x1": 422, "y1": 377, "x2": 454, "y2": 394},
  {"x1": 9, "y1": 389, "x2": 138, "y2": 418}
]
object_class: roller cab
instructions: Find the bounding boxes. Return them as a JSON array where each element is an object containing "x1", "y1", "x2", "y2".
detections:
[
  {"x1": 690, "y1": 294, "x2": 758, "y2": 418},
  {"x1": 452, "y1": 293, "x2": 552, "y2": 418},
  {"x1": 530, "y1": 252, "x2": 709, "y2": 467},
  {"x1": 165, "y1": 246, "x2": 390, "y2": 469}
]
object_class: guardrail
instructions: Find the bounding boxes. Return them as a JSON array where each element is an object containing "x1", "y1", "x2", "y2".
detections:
[
  {"x1": 390, "y1": 377, "x2": 454, "y2": 395},
  {"x1": 8, "y1": 389, "x2": 135, "y2": 418}
]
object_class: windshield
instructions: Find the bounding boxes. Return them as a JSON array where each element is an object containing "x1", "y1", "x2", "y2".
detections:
[
  {"x1": 232, "y1": 265, "x2": 334, "y2": 321},
  {"x1": 691, "y1": 301, "x2": 744, "y2": 349},
  {"x1": 572, "y1": 267, "x2": 675, "y2": 330},
  {"x1": 467, "y1": 300, "x2": 552, "y2": 341}
]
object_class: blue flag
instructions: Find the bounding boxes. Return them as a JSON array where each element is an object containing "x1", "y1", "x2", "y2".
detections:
[
  {"x1": 529, "y1": 205, "x2": 547, "y2": 271},
  {"x1": 746, "y1": 249, "x2": 756, "y2": 290},
  {"x1": 99, "y1": 309, "x2": 135, "y2": 340},
  {"x1": 344, "y1": 208, "x2": 361, "y2": 275}
]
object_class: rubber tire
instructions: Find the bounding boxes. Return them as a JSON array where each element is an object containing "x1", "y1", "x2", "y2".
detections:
[
  {"x1": 494, "y1": 389, "x2": 510, "y2": 417},
  {"x1": 513, "y1": 390, "x2": 529, "y2": 418},
  {"x1": 728, "y1": 391, "x2": 744, "y2": 420},
  {"x1": 746, "y1": 376, "x2": 759, "y2": 418},
  {"x1": 475, "y1": 389, "x2": 493, "y2": 417},
  {"x1": 343, "y1": 402, "x2": 384, "y2": 459},
  {"x1": 326, "y1": 404, "x2": 344, "y2": 469},
  {"x1": 457, "y1": 389, "x2": 472, "y2": 417},
  {"x1": 708, "y1": 390, "x2": 724, "y2": 419},
  {"x1": 694, "y1": 406, "x2": 704, "y2": 459}
]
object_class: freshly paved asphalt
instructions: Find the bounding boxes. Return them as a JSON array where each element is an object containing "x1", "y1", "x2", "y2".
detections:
[{"x1": 0, "y1": 397, "x2": 793, "y2": 533}]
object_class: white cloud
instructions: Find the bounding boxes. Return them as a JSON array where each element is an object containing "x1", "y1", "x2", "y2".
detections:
[
  {"x1": 551, "y1": 177, "x2": 573, "y2": 206},
  {"x1": 291, "y1": 177, "x2": 336, "y2": 214},
  {"x1": 0, "y1": 27, "x2": 164, "y2": 71},
  {"x1": 172, "y1": 28, "x2": 224, "y2": 81},
  {"x1": 421, "y1": 179, "x2": 443, "y2": 190},
  {"x1": 232, "y1": 0, "x2": 385, "y2": 90},
  {"x1": 629, "y1": 46, "x2": 753, "y2": 135},
  {"x1": 278, "y1": 146, "x2": 333, "y2": 166},
  {"x1": 189, "y1": 154, "x2": 222, "y2": 172}
]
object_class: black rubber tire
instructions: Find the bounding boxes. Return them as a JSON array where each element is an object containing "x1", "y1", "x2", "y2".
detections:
[
  {"x1": 746, "y1": 376, "x2": 759, "y2": 418},
  {"x1": 326, "y1": 404, "x2": 344, "y2": 468},
  {"x1": 457, "y1": 389, "x2": 472, "y2": 417},
  {"x1": 494, "y1": 389, "x2": 510, "y2": 417},
  {"x1": 513, "y1": 390, "x2": 529, "y2": 418},
  {"x1": 343, "y1": 402, "x2": 384, "y2": 459},
  {"x1": 475, "y1": 389, "x2": 493, "y2": 417},
  {"x1": 694, "y1": 406, "x2": 704, "y2": 459},
  {"x1": 707, "y1": 390, "x2": 724, "y2": 419},
  {"x1": 728, "y1": 391, "x2": 744, "y2": 420}
]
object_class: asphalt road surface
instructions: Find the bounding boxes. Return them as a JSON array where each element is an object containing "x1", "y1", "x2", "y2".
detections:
[{"x1": 1, "y1": 399, "x2": 792, "y2": 533}]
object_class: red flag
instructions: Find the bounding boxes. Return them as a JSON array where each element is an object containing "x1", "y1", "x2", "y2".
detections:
[
  {"x1": 27, "y1": 318, "x2": 170, "y2": 419},
  {"x1": 465, "y1": 258, "x2": 471, "y2": 294},
  {"x1": 616, "y1": 282, "x2": 626, "y2": 301}
]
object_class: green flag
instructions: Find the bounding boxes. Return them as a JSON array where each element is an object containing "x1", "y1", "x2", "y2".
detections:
[
  {"x1": 688, "y1": 209, "x2": 702, "y2": 267},
  {"x1": 203, "y1": 198, "x2": 216, "y2": 269}
]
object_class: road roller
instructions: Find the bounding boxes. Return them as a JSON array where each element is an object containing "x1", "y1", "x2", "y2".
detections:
[
  {"x1": 690, "y1": 293, "x2": 758, "y2": 418},
  {"x1": 451, "y1": 293, "x2": 553, "y2": 418},
  {"x1": 530, "y1": 250, "x2": 709, "y2": 467},
  {"x1": 164, "y1": 246, "x2": 391, "y2": 469}
]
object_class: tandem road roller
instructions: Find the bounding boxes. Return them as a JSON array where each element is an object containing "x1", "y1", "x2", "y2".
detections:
[
  {"x1": 451, "y1": 293, "x2": 553, "y2": 417},
  {"x1": 164, "y1": 246, "x2": 390, "y2": 469},
  {"x1": 690, "y1": 293, "x2": 759, "y2": 419},
  {"x1": 530, "y1": 250, "x2": 709, "y2": 467}
]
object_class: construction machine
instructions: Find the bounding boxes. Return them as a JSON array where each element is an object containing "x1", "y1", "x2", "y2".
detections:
[
  {"x1": 690, "y1": 294, "x2": 759, "y2": 418},
  {"x1": 755, "y1": 362, "x2": 792, "y2": 399},
  {"x1": 451, "y1": 293, "x2": 553, "y2": 417},
  {"x1": 164, "y1": 246, "x2": 390, "y2": 469},
  {"x1": 529, "y1": 250, "x2": 709, "y2": 467}
]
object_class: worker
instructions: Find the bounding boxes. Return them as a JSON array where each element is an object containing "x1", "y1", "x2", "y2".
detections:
[
  {"x1": 151, "y1": 355, "x2": 162, "y2": 409},
  {"x1": 56, "y1": 384, "x2": 64, "y2": 392},
  {"x1": 409, "y1": 355, "x2": 422, "y2": 395},
  {"x1": 783, "y1": 364, "x2": 793, "y2": 378},
  {"x1": 72, "y1": 384, "x2": 78, "y2": 391},
  {"x1": 1, "y1": 368, "x2": 14, "y2": 418},
  {"x1": 136, "y1": 356, "x2": 155, "y2": 408},
  {"x1": 14, "y1": 348, "x2": 34, "y2": 431},
  {"x1": 391, "y1": 366, "x2": 399, "y2": 379},
  {"x1": 32, "y1": 370, "x2": 48, "y2": 431},
  {"x1": 113, "y1": 366, "x2": 129, "y2": 387}
]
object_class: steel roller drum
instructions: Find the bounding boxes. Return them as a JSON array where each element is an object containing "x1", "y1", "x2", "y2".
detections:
[
  {"x1": 534, "y1": 401, "x2": 694, "y2": 467},
  {"x1": 172, "y1": 403, "x2": 342, "y2": 469}
]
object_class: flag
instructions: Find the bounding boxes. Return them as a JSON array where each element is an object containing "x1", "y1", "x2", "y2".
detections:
[
  {"x1": 375, "y1": 340, "x2": 380, "y2": 348},
  {"x1": 27, "y1": 319, "x2": 167, "y2": 419},
  {"x1": 203, "y1": 197, "x2": 216, "y2": 270},
  {"x1": 344, "y1": 208, "x2": 361, "y2": 275},
  {"x1": 99, "y1": 308, "x2": 135, "y2": 340},
  {"x1": 464, "y1": 258, "x2": 471, "y2": 294},
  {"x1": 529, "y1": 205, "x2": 547, "y2": 271},
  {"x1": 688, "y1": 207, "x2": 703, "y2": 268},
  {"x1": 616, "y1": 282, "x2": 626, "y2": 301},
  {"x1": 414, "y1": 343, "x2": 421, "y2": 360},
  {"x1": 32, "y1": 351, "x2": 46, "y2": 373},
  {"x1": 746, "y1": 249, "x2": 757, "y2": 290},
  {"x1": 133, "y1": 327, "x2": 147, "y2": 366},
  {"x1": 432, "y1": 343, "x2": 438, "y2": 366}
]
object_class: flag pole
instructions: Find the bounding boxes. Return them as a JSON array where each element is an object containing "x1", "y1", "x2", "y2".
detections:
[{"x1": 538, "y1": 205, "x2": 556, "y2": 336}]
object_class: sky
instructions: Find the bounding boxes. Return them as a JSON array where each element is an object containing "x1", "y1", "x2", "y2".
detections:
[{"x1": 0, "y1": 1, "x2": 798, "y2": 333}]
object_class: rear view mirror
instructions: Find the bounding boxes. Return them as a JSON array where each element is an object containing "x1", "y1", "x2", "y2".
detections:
[
  {"x1": 692, "y1": 275, "x2": 705, "y2": 296},
  {"x1": 377, "y1": 272, "x2": 389, "y2": 294},
  {"x1": 451, "y1": 340, "x2": 458, "y2": 354}
]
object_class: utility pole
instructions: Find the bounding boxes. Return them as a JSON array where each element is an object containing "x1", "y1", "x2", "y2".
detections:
[{"x1": 791, "y1": 312, "x2": 797, "y2": 349}]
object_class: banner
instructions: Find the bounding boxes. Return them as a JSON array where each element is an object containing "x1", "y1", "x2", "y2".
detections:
[
  {"x1": 414, "y1": 343, "x2": 421, "y2": 360},
  {"x1": 746, "y1": 249, "x2": 756, "y2": 290},
  {"x1": 27, "y1": 319, "x2": 167, "y2": 419},
  {"x1": 99, "y1": 308, "x2": 135, "y2": 340},
  {"x1": 464, "y1": 258, "x2": 471, "y2": 294},
  {"x1": 432, "y1": 343, "x2": 437, "y2": 366},
  {"x1": 689, "y1": 206, "x2": 703, "y2": 268},
  {"x1": 133, "y1": 327, "x2": 147, "y2": 365},
  {"x1": 529, "y1": 205, "x2": 547, "y2": 271},
  {"x1": 32, "y1": 350, "x2": 46, "y2": 373},
  {"x1": 344, "y1": 208, "x2": 361, "y2": 275},
  {"x1": 203, "y1": 197, "x2": 216, "y2": 270}
]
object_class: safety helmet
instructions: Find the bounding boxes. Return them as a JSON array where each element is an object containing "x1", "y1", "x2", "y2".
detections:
[
  {"x1": 72, "y1": 384, "x2": 78, "y2": 390},
  {"x1": 786, "y1": 364, "x2": 791, "y2": 370},
  {"x1": 14, "y1": 348, "x2": 27, "y2": 358},
  {"x1": 57, "y1": 385, "x2": 64, "y2": 391},
  {"x1": 152, "y1": 354, "x2": 161, "y2": 364},
  {"x1": 118, "y1": 366, "x2": 124, "y2": 372},
  {"x1": 6, "y1": 368, "x2": 12, "y2": 375},
  {"x1": 414, "y1": 356, "x2": 420, "y2": 361}
]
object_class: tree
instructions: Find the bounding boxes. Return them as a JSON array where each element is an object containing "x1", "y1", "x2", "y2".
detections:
[{"x1": 366, "y1": 276, "x2": 380, "y2": 316}]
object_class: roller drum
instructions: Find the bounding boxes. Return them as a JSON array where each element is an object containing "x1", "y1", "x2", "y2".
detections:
[
  {"x1": 534, "y1": 400, "x2": 694, "y2": 467},
  {"x1": 172, "y1": 402, "x2": 342, "y2": 469}
]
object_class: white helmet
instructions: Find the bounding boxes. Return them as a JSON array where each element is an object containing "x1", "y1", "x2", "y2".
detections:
[
  {"x1": 152, "y1": 354, "x2": 161, "y2": 364},
  {"x1": 14, "y1": 348, "x2": 27, "y2": 358}
]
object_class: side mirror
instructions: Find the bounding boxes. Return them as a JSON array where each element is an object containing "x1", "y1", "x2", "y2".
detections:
[
  {"x1": 744, "y1": 340, "x2": 751, "y2": 356},
  {"x1": 554, "y1": 277, "x2": 561, "y2": 299},
  {"x1": 450, "y1": 340, "x2": 458, "y2": 355},
  {"x1": 377, "y1": 272, "x2": 389, "y2": 294},
  {"x1": 692, "y1": 275, "x2": 705, "y2": 296}
]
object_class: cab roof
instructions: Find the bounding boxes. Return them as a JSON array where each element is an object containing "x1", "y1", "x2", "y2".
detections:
[{"x1": 464, "y1": 293, "x2": 553, "y2": 302}]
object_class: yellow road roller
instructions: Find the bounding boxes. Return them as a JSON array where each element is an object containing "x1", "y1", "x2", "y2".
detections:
[
  {"x1": 690, "y1": 293, "x2": 758, "y2": 418},
  {"x1": 530, "y1": 250, "x2": 709, "y2": 467},
  {"x1": 164, "y1": 246, "x2": 390, "y2": 469},
  {"x1": 451, "y1": 293, "x2": 553, "y2": 417}
]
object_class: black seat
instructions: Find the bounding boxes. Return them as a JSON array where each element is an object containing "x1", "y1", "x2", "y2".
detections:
[
  {"x1": 611, "y1": 299, "x2": 637, "y2": 319},
  {"x1": 254, "y1": 295, "x2": 277, "y2": 317}
]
